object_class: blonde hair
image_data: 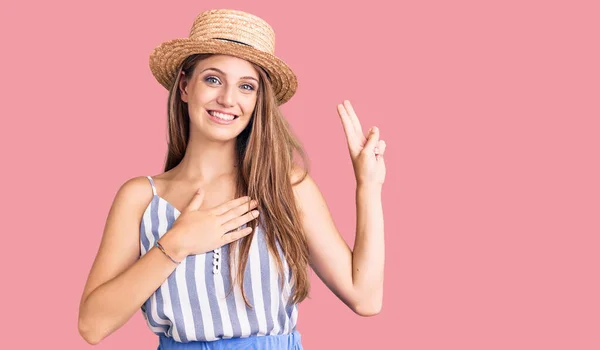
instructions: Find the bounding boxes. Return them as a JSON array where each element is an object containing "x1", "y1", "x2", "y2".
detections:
[{"x1": 163, "y1": 53, "x2": 310, "y2": 306}]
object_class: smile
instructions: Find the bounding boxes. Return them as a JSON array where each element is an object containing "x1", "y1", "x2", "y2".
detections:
[
  {"x1": 208, "y1": 110, "x2": 238, "y2": 120},
  {"x1": 206, "y1": 109, "x2": 239, "y2": 125}
]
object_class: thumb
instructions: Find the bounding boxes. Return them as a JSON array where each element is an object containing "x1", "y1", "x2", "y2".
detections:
[
  {"x1": 183, "y1": 188, "x2": 205, "y2": 213},
  {"x1": 363, "y1": 126, "x2": 380, "y2": 154}
]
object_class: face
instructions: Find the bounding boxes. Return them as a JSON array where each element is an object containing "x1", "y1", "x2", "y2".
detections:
[{"x1": 179, "y1": 54, "x2": 260, "y2": 142}]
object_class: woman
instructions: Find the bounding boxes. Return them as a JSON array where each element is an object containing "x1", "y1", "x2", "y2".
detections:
[{"x1": 78, "y1": 9, "x2": 386, "y2": 349}]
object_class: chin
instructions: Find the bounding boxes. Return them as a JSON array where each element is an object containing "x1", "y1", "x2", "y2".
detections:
[
  {"x1": 203, "y1": 131, "x2": 238, "y2": 143},
  {"x1": 203, "y1": 126, "x2": 247, "y2": 143}
]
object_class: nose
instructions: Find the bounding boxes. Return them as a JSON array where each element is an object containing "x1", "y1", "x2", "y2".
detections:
[{"x1": 216, "y1": 84, "x2": 236, "y2": 108}]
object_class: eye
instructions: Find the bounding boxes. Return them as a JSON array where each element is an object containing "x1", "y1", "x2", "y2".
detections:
[
  {"x1": 241, "y1": 84, "x2": 255, "y2": 91},
  {"x1": 205, "y1": 76, "x2": 220, "y2": 84}
]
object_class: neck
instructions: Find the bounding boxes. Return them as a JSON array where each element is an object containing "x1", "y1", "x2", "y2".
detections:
[{"x1": 174, "y1": 134, "x2": 238, "y2": 183}]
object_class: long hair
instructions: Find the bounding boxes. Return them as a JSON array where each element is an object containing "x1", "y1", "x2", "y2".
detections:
[{"x1": 163, "y1": 53, "x2": 310, "y2": 306}]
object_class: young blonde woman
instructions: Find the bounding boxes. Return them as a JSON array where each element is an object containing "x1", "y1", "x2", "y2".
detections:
[{"x1": 78, "y1": 9, "x2": 386, "y2": 349}]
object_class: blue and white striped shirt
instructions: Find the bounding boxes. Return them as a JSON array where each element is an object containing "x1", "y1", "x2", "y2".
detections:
[{"x1": 140, "y1": 176, "x2": 299, "y2": 342}]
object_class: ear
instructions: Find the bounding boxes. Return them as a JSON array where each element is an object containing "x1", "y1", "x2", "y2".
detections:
[{"x1": 179, "y1": 71, "x2": 189, "y2": 103}]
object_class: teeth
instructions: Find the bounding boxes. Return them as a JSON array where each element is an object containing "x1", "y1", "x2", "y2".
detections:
[{"x1": 209, "y1": 110, "x2": 236, "y2": 120}]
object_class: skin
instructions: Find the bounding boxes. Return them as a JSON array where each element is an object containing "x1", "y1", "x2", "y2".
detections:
[
  {"x1": 78, "y1": 54, "x2": 386, "y2": 345},
  {"x1": 296, "y1": 101, "x2": 387, "y2": 316}
]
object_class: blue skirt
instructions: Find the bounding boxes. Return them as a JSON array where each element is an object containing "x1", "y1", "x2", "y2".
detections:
[{"x1": 158, "y1": 330, "x2": 303, "y2": 349}]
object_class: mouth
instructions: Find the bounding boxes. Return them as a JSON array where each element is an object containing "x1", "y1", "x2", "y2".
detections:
[{"x1": 207, "y1": 109, "x2": 239, "y2": 121}]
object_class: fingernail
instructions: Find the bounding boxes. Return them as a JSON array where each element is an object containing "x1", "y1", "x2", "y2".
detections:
[{"x1": 253, "y1": 210, "x2": 260, "y2": 217}]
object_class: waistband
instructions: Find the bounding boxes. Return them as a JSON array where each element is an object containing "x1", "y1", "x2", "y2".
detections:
[{"x1": 158, "y1": 330, "x2": 303, "y2": 350}]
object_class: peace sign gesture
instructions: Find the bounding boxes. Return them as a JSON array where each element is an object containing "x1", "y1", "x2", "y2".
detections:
[{"x1": 337, "y1": 100, "x2": 386, "y2": 186}]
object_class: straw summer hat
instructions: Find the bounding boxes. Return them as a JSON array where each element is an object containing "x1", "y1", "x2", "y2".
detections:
[{"x1": 149, "y1": 9, "x2": 298, "y2": 105}]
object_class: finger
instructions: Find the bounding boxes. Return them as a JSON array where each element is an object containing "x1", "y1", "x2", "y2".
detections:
[
  {"x1": 363, "y1": 126, "x2": 380, "y2": 154},
  {"x1": 218, "y1": 199, "x2": 259, "y2": 224},
  {"x1": 182, "y1": 188, "x2": 205, "y2": 213},
  {"x1": 221, "y1": 210, "x2": 260, "y2": 233},
  {"x1": 211, "y1": 196, "x2": 252, "y2": 215},
  {"x1": 343, "y1": 100, "x2": 364, "y2": 137},
  {"x1": 337, "y1": 104, "x2": 359, "y2": 155},
  {"x1": 378, "y1": 140, "x2": 387, "y2": 156},
  {"x1": 221, "y1": 226, "x2": 253, "y2": 245}
]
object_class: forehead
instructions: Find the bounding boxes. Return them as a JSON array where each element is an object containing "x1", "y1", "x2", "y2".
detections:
[{"x1": 195, "y1": 54, "x2": 258, "y2": 79}]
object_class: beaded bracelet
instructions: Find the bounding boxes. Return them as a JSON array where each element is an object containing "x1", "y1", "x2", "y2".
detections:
[{"x1": 155, "y1": 241, "x2": 181, "y2": 265}]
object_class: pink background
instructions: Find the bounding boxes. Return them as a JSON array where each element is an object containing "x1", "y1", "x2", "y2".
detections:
[{"x1": 2, "y1": 0, "x2": 599, "y2": 349}]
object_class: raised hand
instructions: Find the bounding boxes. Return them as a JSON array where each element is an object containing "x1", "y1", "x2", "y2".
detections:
[
  {"x1": 168, "y1": 190, "x2": 259, "y2": 257},
  {"x1": 337, "y1": 100, "x2": 386, "y2": 186}
]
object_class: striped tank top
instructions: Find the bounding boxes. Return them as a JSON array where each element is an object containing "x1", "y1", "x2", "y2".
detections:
[{"x1": 139, "y1": 176, "x2": 299, "y2": 342}]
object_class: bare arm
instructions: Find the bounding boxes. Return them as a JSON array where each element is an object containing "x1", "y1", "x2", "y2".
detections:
[
  {"x1": 77, "y1": 176, "x2": 186, "y2": 345},
  {"x1": 292, "y1": 100, "x2": 386, "y2": 316},
  {"x1": 292, "y1": 170, "x2": 384, "y2": 316},
  {"x1": 352, "y1": 183, "x2": 384, "y2": 313}
]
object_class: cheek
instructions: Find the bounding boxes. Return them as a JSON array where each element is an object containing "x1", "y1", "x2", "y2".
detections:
[
  {"x1": 187, "y1": 90, "x2": 212, "y2": 113},
  {"x1": 242, "y1": 97, "x2": 258, "y2": 117}
]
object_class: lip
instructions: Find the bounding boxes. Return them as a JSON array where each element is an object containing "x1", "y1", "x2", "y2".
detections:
[
  {"x1": 206, "y1": 109, "x2": 238, "y2": 125},
  {"x1": 207, "y1": 109, "x2": 239, "y2": 118}
]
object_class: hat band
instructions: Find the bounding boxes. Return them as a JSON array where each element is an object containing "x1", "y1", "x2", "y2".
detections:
[
  {"x1": 211, "y1": 37, "x2": 272, "y2": 82},
  {"x1": 213, "y1": 37, "x2": 253, "y2": 48}
]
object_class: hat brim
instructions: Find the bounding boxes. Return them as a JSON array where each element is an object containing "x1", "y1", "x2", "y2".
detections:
[{"x1": 149, "y1": 38, "x2": 297, "y2": 105}]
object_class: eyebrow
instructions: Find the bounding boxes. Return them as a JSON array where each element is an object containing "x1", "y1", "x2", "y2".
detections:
[{"x1": 200, "y1": 67, "x2": 259, "y2": 83}]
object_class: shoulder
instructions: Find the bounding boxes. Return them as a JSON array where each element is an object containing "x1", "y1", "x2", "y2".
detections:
[
  {"x1": 290, "y1": 164, "x2": 322, "y2": 209},
  {"x1": 290, "y1": 163, "x2": 309, "y2": 186},
  {"x1": 290, "y1": 163, "x2": 315, "y2": 193},
  {"x1": 110, "y1": 175, "x2": 155, "y2": 215},
  {"x1": 117, "y1": 175, "x2": 154, "y2": 198}
]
